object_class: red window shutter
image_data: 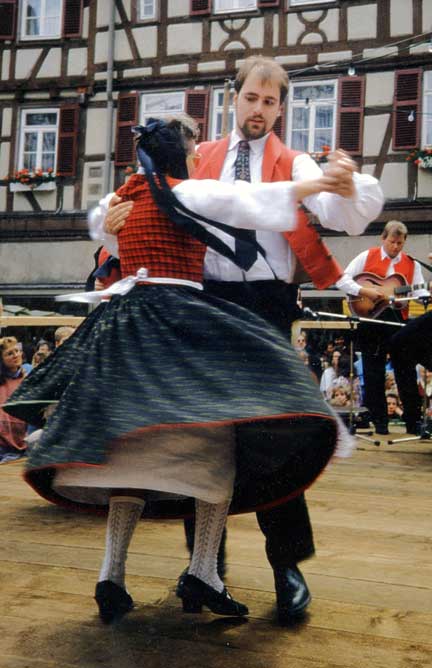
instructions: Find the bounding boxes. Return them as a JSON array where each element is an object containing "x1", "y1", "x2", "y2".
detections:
[
  {"x1": 273, "y1": 104, "x2": 286, "y2": 141},
  {"x1": 0, "y1": 1, "x2": 17, "y2": 40},
  {"x1": 57, "y1": 105, "x2": 79, "y2": 176},
  {"x1": 190, "y1": 0, "x2": 211, "y2": 16},
  {"x1": 337, "y1": 76, "x2": 365, "y2": 156},
  {"x1": 258, "y1": 1, "x2": 280, "y2": 7},
  {"x1": 185, "y1": 89, "x2": 210, "y2": 142},
  {"x1": 115, "y1": 92, "x2": 139, "y2": 166},
  {"x1": 392, "y1": 69, "x2": 421, "y2": 150},
  {"x1": 63, "y1": 0, "x2": 83, "y2": 38}
]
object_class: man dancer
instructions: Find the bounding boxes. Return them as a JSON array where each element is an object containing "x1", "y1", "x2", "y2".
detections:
[{"x1": 94, "y1": 56, "x2": 383, "y2": 623}]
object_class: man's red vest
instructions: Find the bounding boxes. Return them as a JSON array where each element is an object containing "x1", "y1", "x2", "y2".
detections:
[
  {"x1": 195, "y1": 133, "x2": 343, "y2": 289},
  {"x1": 364, "y1": 247, "x2": 415, "y2": 319}
]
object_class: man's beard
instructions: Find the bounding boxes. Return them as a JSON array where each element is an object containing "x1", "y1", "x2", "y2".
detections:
[{"x1": 240, "y1": 118, "x2": 268, "y2": 140}]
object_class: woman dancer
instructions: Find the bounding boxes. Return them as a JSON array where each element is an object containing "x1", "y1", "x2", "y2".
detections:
[{"x1": 5, "y1": 116, "x2": 340, "y2": 623}]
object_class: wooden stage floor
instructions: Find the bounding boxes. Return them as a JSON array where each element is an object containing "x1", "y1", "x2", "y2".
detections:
[{"x1": 1, "y1": 434, "x2": 432, "y2": 668}]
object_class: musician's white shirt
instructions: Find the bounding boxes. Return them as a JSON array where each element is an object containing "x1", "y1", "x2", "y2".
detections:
[{"x1": 337, "y1": 247, "x2": 429, "y2": 298}]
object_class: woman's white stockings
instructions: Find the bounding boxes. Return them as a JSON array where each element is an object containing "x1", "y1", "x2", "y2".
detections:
[{"x1": 98, "y1": 495, "x2": 145, "y2": 589}]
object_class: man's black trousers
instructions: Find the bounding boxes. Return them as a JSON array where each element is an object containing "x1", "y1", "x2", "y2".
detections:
[{"x1": 183, "y1": 279, "x2": 315, "y2": 569}]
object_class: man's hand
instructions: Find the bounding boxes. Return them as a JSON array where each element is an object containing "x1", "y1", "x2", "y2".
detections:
[
  {"x1": 324, "y1": 149, "x2": 357, "y2": 199},
  {"x1": 104, "y1": 194, "x2": 133, "y2": 235},
  {"x1": 295, "y1": 149, "x2": 358, "y2": 201},
  {"x1": 360, "y1": 286, "x2": 385, "y2": 303}
]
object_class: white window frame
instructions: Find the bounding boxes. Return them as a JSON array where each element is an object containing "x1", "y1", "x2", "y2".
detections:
[
  {"x1": 137, "y1": 0, "x2": 157, "y2": 21},
  {"x1": 213, "y1": 0, "x2": 257, "y2": 14},
  {"x1": 139, "y1": 91, "x2": 186, "y2": 125},
  {"x1": 287, "y1": 79, "x2": 338, "y2": 154},
  {"x1": 20, "y1": 0, "x2": 63, "y2": 41},
  {"x1": 17, "y1": 108, "x2": 59, "y2": 174},
  {"x1": 289, "y1": 1, "x2": 334, "y2": 7},
  {"x1": 422, "y1": 70, "x2": 432, "y2": 147},
  {"x1": 210, "y1": 88, "x2": 235, "y2": 141}
]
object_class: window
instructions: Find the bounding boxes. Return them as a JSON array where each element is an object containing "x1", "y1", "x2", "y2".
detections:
[
  {"x1": 423, "y1": 71, "x2": 432, "y2": 147},
  {"x1": 211, "y1": 88, "x2": 235, "y2": 140},
  {"x1": 287, "y1": 81, "x2": 337, "y2": 153},
  {"x1": 289, "y1": 0, "x2": 333, "y2": 6},
  {"x1": 213, "y1": 0, "x2": 257, "y2": 13},
  {"x1": 20, "y1": 0, "x2": 62, "y2": 40},
  {"x1": 138, "y1": 0, "x2": 157, "y2": 20},
  {"x1": 140, "y1": 91, "x2": 185, "y2": 124},
  {"x1": 18, "y1": 109, "x2": 59, "y2": 172}
]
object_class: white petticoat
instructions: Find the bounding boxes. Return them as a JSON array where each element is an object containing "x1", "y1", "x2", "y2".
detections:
[{"x1": 53, "y1": 424, "x2": 235, "y2": 506}]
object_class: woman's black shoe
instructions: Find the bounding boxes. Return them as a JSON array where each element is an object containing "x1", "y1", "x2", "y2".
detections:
[
  {"x1": 177, "y1": 574, "x2": 248, "y2": 617},
  {"x1": 94, "y1": 580, "x2": 134, "y2": 624}
]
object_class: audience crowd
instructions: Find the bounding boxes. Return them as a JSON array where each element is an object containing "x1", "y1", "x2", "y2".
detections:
[
  {"x1": 0, "y1": 326, "x2": 75, "y2": 463},
  {"x1": 294, "y1": 328, "x2": 430, "y2": 430}
]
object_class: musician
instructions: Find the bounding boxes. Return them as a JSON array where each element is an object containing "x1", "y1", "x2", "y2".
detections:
[
  {"x1": 388, "y1": 250, "x2": 432, "y2": 434},
  {"x1": 338, "y1": 221, "x2": 429, "y2": 435}
]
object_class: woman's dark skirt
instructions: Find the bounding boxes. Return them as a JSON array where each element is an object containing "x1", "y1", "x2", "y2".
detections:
[{"x1": 5, "y1": 285, "x2": 337, "y2": 519}]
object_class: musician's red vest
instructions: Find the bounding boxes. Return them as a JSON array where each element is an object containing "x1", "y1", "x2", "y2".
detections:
[
  {"x1": 195, "y1": 133, "x2": 343, "y2": 289},
  {"x1": 364, "y1": 247, "x2": 415, "y2": 318}
]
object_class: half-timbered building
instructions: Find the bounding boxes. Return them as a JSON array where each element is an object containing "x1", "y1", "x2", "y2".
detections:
[{"x1": 0, "y1": 0, "x2": 431, "y2": 305}]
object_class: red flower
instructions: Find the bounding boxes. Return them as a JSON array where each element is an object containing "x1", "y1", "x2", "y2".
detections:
[
  {"x1": 47, "y1": 167, "x2": 53, "y2": 173},
  {"x1": 414, "y1": 159, "x2": 421, "y2": 165}
]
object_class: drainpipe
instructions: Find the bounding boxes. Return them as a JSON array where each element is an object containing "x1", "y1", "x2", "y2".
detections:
[{"x1": 102, "y1": 0, "x2": 116, "y2": 196}]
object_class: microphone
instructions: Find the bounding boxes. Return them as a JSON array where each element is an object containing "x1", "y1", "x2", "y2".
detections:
[{"x1": 303, "y1": 307, "x2": 319, "y2": 320}]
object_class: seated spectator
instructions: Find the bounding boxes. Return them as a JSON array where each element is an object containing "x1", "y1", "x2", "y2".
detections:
[
  {"x1": 334, "y1": 335, "x2": 347, "y2": 355},
  {"x1": 0, "y1": 337, "x2": 28, "y2": 463},
  {"x1": 294, "y1": 331, "x2": 307, "y2": 353},
  {"x1": 330, "y1": 384, "x2": 351, "y2": 408},
  {"x1": 31, "y1": 351, "x2": 48, "y2": 368},
  {"x1": 417, "y1": 366, "x2": 432, "y2": 417},
  {"x1": 320, "y1": 350, "x2": 351, "y2": 400},
  {"x1": 322, "y1": 340, "x2": 336, "y2": 365},
  {"x1": 385, "y1": 370, "x2": 398, "y2": 394},
  {"x1": 54, "y1": 326, "x2": 76, "y2": 348},
  {"x1": 386, "y1": 391, "x2": 404, "y2": 421},
  {"x1": 35, "y1": 339, "x2": 52, "y2": 357}
]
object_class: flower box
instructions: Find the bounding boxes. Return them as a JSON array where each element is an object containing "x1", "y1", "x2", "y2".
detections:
[
  {"x1": 9, "y1": 181, "x2": 57, "y2": 192},
  {"x1": 406, "y1": 147, "x2": 432, "y2": 172}
]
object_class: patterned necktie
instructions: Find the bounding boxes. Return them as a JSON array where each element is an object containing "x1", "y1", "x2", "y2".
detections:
[{"x1": 233, "y1": 141, "x2": 257, "y2": 270}]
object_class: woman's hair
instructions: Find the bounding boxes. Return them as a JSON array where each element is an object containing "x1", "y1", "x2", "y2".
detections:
[
  {"x1": 0, "y1": 336, "x2": 23, "y2": 385},
  {"x1": 134, "y1": 114, "x2": 199, "y2": 179}
]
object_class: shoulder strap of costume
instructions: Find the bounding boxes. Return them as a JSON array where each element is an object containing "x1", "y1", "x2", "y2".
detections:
[{"x1": 137, "y1": 145, "x2": 268, "y2": 273}]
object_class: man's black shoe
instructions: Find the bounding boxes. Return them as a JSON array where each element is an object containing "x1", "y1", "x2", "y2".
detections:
[
  {"x1": 175, "y1": 567, "x2": 189, "y2": 597},
  {"x1": 405, "y1": 421, "x2": 422, "y2": 436},
  {"x1": 274, "y1": 566, "x2": 311, "y2": 623},
  {"x1": 374, "y1": 425, "x2": 389, "y2": 435}
]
